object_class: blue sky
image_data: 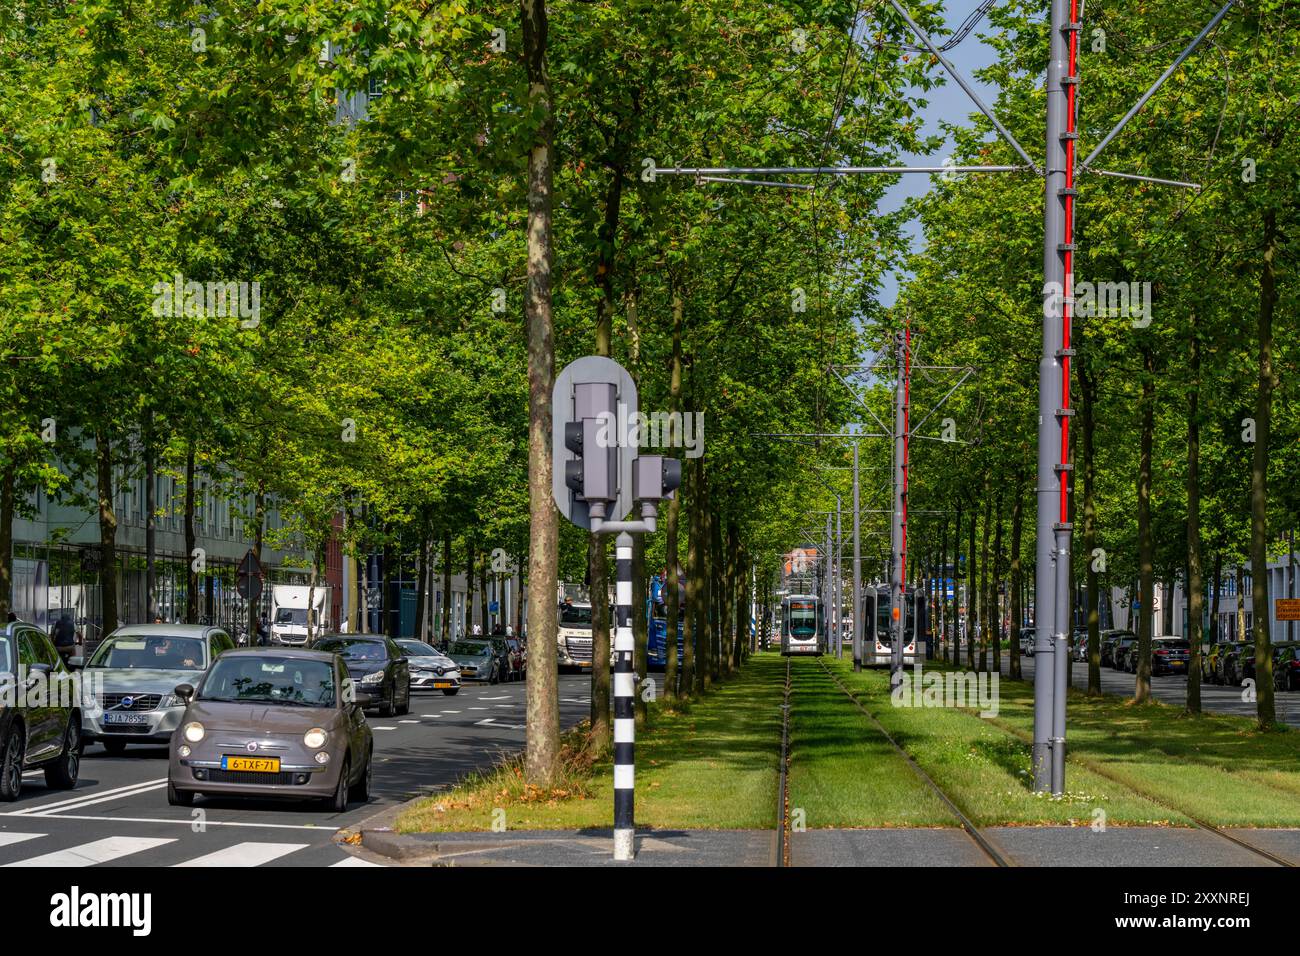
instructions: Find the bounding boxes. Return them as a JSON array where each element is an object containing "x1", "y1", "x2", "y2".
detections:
[{"x1": 872, "y1": 0, "x2": 1002, "y2": 308}]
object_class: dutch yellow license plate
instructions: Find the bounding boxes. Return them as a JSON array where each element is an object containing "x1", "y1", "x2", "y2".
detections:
[{"x1": 222, "y1": 756, "x2": 281, "y2": 772}]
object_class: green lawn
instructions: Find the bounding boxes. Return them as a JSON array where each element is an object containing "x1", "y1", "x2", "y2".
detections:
[
  {"x1": 395, "y1": 656, "x2": 783, "y2": 833},
  {"x1": 394, "y1": 651, "x2": 1300, "y2": 834}
]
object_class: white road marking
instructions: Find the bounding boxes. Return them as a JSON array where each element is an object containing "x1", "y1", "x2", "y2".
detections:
[
  {"x1": 421, "y1": 714, "x2": 442, "y2": 718},
  {"x1": 473, "y1": 718, "x2": 496, "y2": 726},
  {"x1": 4, "y1": 835, "x2": 174, "y2": 867},
  {"x1": 371, "y1": 725, "x2": 398, "y2": 731},
  {"x1": 0, "y1": 832, "x2": 45, "y2": 848},
  {"x1": 442, "y1": 710, "x2": 461, "y2": 714},
  {"x1": 480, "y1": 696, "x2": 511, "y2": 701},
  {"x1": 495, "y1": 704, "x2": 517, "y2": 708},
  {"x1": 469, "y1": 707, "x2": 487, "y2": 711},
  {"x1": 399, "y1": 720, "x2": 419, "y2": 724},
  {"x1": 175, "y1": 841, "x2": 309, "y2": 867},
  {"x1": 331, "y1": 855, "x2": 382, "y2": 867},
  {"x1": 12, "y1": 778, "x2": 168, "y2": 816},
  {"x1": 0, "y1": 812, "x2": 328, "y2": 831}
]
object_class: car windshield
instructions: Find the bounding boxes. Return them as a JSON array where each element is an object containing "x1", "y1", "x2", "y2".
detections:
[
  {"x1": 450, "y1": 641, "x2": 489, "y2": 656},
  {"x1": 314, "y1": 638, "x2": 386, "y2": 661},
  {"x1": 397, "y1": 640, "x2": 436, "y2": 657},
  {"x1": 274, "y1": 608, "x2": 308, "y2": 626},
  {"x1": 559, "y1": 605, "x2": 592, "y2": 625},
  {"x1": 1156, "y1": 640, "x2": 1189, "y2": 649},
  {"x1": 88, "y1": 634, "x2": 206, "y2": 670},
  {"x1": 200, "y1": 656, "x2": 335, "y2": 706},
  {"x1": 0, "y1": 635, "x2": 11, "y2": 675}
]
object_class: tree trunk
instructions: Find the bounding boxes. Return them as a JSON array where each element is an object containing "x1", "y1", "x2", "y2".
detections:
[
  {"x1": 662, "y1": 291, "x2": 684, "y2": 699},
  {"x1": 144, "y1": 411, "x2": 157, "y2": 621},
  {"x1": 1010, "y1": 477, "x2": 1025, "y2": 680},
  {"x1": 521, "y1": 0, "x2": 559, "y2": 787},
  {"x1": 250, "y1": 484, "x2": 266, "y2": 642},
  {"x1": 464, "y1": 542, "x2": 474, "y2": 636},
  {"x1": 95, "y1": 430, "x2": 119, "y2": 636},
  {"x1": 184, "y1": 443, "x2": 198, "y2": 624},
  {"x1": 590, "y1": 533, "x2": 610, "y2": 747},
  {"x1": 978, "y1": 485, "x2": 991, "y2": 672},
  {"x1": 0, "y1": 462, "x2": 14, "y2": 621},
  {"x1": 414, "y1": 528, "x2": 428, "y2": 642},
  {"x1": 1134, "y1": 346, "x2": 1155, "y2": 703},
  {"x1": 949, "y1": 500, "x2": 961, "y2": 663},
  {"x1": 442, "y1": 531, "x2": 453, "y2": 645},
  {"x1": 1250, "y1": 210, "x2": 1279, "y2": 728},
  {"x1": 991, "y1": 487, "x2": 1004, "y2": 675},
  {"x1": 479, "y1": 558, "x2": 489, "y2": 634},
  {"x1": 682, "y1": 455, "x2": 702, "y2": 699},
  {"x1": 1186, "y1": 315, "x2": 1204, "y2": 715},
  {"x1": 1210, "y1": 551, "x2": 1221, "y2": 644},
  {"x1": 966, "y1": 495, "x2": 977, "y2": 668},
  {"x1": 632, "y1": 534, "x2": 648, "y2": 725}
]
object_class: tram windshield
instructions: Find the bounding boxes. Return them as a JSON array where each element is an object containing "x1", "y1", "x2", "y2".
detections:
[{"x1": 787, "y1": 601, "x2": 818, "y2": 637}]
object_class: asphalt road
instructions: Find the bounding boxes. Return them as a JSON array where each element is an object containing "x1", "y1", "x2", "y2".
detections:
[
  {"x1": 999, "y1": 652, "x2": 1300, "y2": 728},
  {"x1": 0, "y1": 673, "x2": 593, "y2": 867}
]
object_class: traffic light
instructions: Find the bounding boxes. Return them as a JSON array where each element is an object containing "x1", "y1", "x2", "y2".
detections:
[
  {"x1": 565, "y1": 381, "x2": 618, "y2": 511},
  {"x1": 632, "y1": 455, "x2": 682, "y2": 501}
]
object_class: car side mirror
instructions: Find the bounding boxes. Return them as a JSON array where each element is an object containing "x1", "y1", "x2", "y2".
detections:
[
  {"x1": 67, "y1": 656, "x2": 84, "y2": 670},
  {"x1": 353, "y1": 691, "x2": 373, "y2": 708},
  {"x1": 174, "y1": 683, "x2": 195, "y2": 702},
  {"x1": 29, "y1": 662, "x2": 52, "y2": 675}
]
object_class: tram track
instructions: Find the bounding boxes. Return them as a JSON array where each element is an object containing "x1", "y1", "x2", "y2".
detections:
[
  {"x1": 814, "y1": 658, "x2": 1013, "y2": 867},
  {"x1": 976, "y1": 711, "x2": 1297, "y2": 868},
  {"x1": 776, "y1": 656, "x2": 792, "y2": 867}
]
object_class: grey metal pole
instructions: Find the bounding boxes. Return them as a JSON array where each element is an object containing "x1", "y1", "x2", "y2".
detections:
[
  {"x1": 891, "y1": 333, "x2": 907, "y2": 690},
  {"x1": 825, "y1": 514, "x2": 833, "y2": 654},
  {"x1": 1036, "y1": 0, "x2": 1072, "y2": 795},
  {"x1": 613, "y1": 532, "x2": 635, "y2": 859},
  {"x1": 853, "y1": 441, "x2": 862, "y2": 672}
]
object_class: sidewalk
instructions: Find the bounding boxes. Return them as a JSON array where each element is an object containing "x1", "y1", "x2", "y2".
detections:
[{"x1": 360, "y1": 825, "x2": 1300, "y2": 866}]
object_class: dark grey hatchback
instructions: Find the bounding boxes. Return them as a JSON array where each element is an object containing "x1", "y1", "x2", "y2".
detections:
[
  {"x1": 312, "y1": 635, "x2": 411, "y2": 718},
  {"x1": 0, "y1": 622, "x2": 82, "y2": 800}
]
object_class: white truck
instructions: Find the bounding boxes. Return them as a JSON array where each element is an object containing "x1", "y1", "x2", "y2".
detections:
[
  {"x1": 556, "y1": 583, "x2": 593, "y2": 670},
  {"x1": 270, "y1": 584, "x2": 331, "y2": 646}
]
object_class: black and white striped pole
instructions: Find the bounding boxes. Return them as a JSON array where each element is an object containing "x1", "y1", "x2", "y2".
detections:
[
  {"x1": 613, "y1": 532, "x2": 636, "y2": 860},
  {"x1": 553, "y1": 356, "x2": 682, "y2": 862}
]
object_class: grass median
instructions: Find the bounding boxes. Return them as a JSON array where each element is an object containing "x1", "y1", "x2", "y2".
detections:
[{"x1": 395, "y1": 656, "x2": 784, "y2": 833}]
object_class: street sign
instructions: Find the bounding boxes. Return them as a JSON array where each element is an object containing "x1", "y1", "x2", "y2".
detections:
[
  {"x1": 489, "y1": 600, "x2": 500, "y2": 614},
  {"x1": 237, "y1": 549, "x2": 263, "y2": 604},
  {"x1": 1276, "y1": 598, "x2": 1300, "y2": 622}
]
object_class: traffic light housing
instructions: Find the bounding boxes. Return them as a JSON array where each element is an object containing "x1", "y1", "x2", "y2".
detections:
[{"x1": 632, "y1": 455, "x2": 682, "y2": 501}]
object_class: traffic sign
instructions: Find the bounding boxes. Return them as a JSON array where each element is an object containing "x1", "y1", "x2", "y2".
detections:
[{"x1": 237, "y1": 549, "x2": 263, "y2": 603}]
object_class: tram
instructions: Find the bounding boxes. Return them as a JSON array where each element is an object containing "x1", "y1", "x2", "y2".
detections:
[
  {"x1": 863, "y1": 584, "x2": 928, "y2": 666},
  {"x1": 780, "y1": 594, "x2": 825, "y2": 656}
]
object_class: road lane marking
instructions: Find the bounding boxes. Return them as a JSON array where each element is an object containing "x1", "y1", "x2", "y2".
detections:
[
  {"x1": 0, "y1": 813, "x2": 330, "y2": 831},
  {"x1": 399, "y1": 720, "x2": 419, "y2": 724},
  {"x1": 0, "y1": 832, "x2": 45, "y2": 848},
  {"x1": 175, "y1": 841, "x2": 309, "y2": 867},
  {"x1": 442, "y1": 710, "x2": 461, "y2": 714},
  {"x1": 421, "y1": 714, "x2": 442, "y2": 718},
  {"x1": 4, "y1": 835, "x2": 174, "y2": 867},
  {"x1": 11, "y1": 778, "x2": 168, "y2": 816},
  {"x1": 331, "y1": 855, "x2": 382, "y2": 867},
  {"x1": 371, "y1": 726, "x2": 398, "y2": 730},
  {"x1": 480, "y1": 696, "x2": 510, "y2": 701}
]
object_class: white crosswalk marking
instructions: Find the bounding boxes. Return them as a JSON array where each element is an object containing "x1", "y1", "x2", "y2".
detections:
[
  {"x1": 331, "y1": 855, "x2": 381, "y2": 867},
  {"x1": 4, "y1": 836, "x2": 174, "y2": 867},
  {"x1": 174, "y1": 842, "x2": 308, "y2": 867},
  {"x1": 0, "y1": 832, "x2": 45, "y2": 848}
]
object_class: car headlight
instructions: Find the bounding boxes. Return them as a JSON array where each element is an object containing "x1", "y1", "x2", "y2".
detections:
[
  {"x1": 360, "y1": 670, "x2": 385, "y2": 684},
  {"x1": 303, "y1": 728, "x2": 328, "y2": 749},
  {"x1": 161, "y1": 693, "x2": 185, "y2": 708},
  {"x1": 177, "y1": 744, "x2": 191, "y2": 758},
  {"x1": 183, "y1": 722, "x2": 205, "y2": 743},
  {"x1": 314, "y1": 750, "x2": 330, "y2": 765}
]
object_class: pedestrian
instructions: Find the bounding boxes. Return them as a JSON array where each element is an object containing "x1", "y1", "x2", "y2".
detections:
[
  {"x1": 256, "y1": 615, "x2": 270, "y2": 647},
  {"x1": 5, "y1": 611, "x2": 15, "y2": 623},
  {"x1": 52, "y1": 613, "x2": 77, "y2": 664}
]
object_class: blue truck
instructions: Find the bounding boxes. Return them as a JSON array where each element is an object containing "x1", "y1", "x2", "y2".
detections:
[{"x1": 647, "y1": 574, "x2": 685, "y2": 670}]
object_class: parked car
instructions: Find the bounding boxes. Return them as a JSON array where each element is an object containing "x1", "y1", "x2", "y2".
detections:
[
  {"x1": 166, "y1": 648, "x2": 373, "y2": 811},
  {"x1": 73, "y1": 624, "x2": 235, "y2": 755},
  {"x1": 312, "y1": 635, "x2": 411, "y2": 717},
  {"x1": 1203, "y1": 642, "x2": 1228, "y2": 683},
  {"x1": 446, "y1": 639, "x2": 503, "y2": 684},
  {"x1": 1018, "y1": 628, "x2": 1035, "y2": 657},
  {"x1": 1099, "y1": 630, "x2": 1132, "y2": 667},
  {"x1": 0, "y1": 621, "x2": 83, "y2": 801},
  {"x1": 1221, "y1": 643, "x2": 1253, "y2": 686},
  {"x1": 1149, "y1": 637, "x2": 1190, "y2": 676},
  {"x1": 394, "y1": 639, "x2": 461, "y2": 696},
  {"x1": 1271, "y1": 642, "x2": 1300, "y2": 692}
]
